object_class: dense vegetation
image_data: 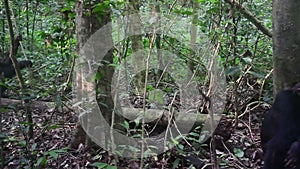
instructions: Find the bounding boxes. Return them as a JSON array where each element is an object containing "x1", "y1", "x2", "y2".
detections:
[{"x1": 0, "y1": 0, "x2": 273, "y2": 168}]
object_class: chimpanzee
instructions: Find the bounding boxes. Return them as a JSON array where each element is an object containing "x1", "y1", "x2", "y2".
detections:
[
  {"x1": 0, "y1": 60, "x2": 32, "y2": 78},
  {"x1": 261, "y1": 83, "x2": 300, "y2": 169},
  {"x1": 0, "y1": 59, "x2": 32, "y2": 95}
]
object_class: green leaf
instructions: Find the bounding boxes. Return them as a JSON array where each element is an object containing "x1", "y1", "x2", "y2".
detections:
[
  {"x1": 91, "y1": 162, "x2": 117, "y2": 169},
  {"x1": 92, "y1": 4, "x2": 108, "y2": 14},
  {"x1": 165, "y1": 87, "x2": 173, "y2": 93},
  {"x1": 147, "y1": 85, "x2": 154, "y2": 91},
  {"x1": 61, "y1": 7, "x2": 71, "y2": 12},
  {"x1": 189, "y1": 132, "x2": 200, "y2": 137},
  {"x1": 148, "y1": 90, "x2": 164, "y2": 104},
  {"x1": 124, "y1": 120, "x2": 130, "y2": 129},
  {"x1": 233, "y1": 148, "x2": 244, "y2": 158},
  {"x1": 242, "y1": 57, "x2": 252, "y2": 64},
  {"x1": 55, "y1": 147, "x2": 68, "y2": 153},
  {"x1": 91, "y1": 161, "x2": 110, "y2": 168},
  {"x1": 48, "y1": 151, "x2": 59, "y2": 159},
  {"x1": 19, "y1": 140, "x2": 26, "y2": 146},
  {"x1": 172, "y1": 159, "x2": 180, "y2": 169},
  {"x1": 181, "y1": 11, "x2": 193, "y2": 15},
  {"x1": 47, "y1": 125, "x2": 59, "y2": 130},
  {"x1": 172, "y1": 138, "x2": 179, "y2": 145},
  {"x1": 36, "y1": 156, "x2": 47, "y2": 167},
  {"x1": 31, "y1": 143, "x2": 37, "y2": 151},
  {"x1": 177, "y1": 144, "x2": 184, "y2": 150}
]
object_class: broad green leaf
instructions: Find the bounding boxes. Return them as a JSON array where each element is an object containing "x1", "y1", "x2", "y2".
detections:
[{"x1": 233, "y1": 148, "x2": 244, "y2": 158}]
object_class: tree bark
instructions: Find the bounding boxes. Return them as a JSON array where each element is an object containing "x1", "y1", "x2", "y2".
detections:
[
  {"x1": 71, "y1": 0, "x2": 118, "y2": 149},
  {"x1": 128, "y1": 0, "x2": 144, "y2": 96},
  {"x1": 273, "y1": 0, "x2": 300, "y2": 94}
]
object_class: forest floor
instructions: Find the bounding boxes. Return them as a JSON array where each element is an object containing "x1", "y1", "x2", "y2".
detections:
[{"x1": 2, "y1": 81, "x2": 269, "y2": 169}]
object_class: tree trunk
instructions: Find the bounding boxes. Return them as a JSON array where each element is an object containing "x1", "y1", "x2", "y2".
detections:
[
  {"x1": 273, "y1": 0, "x2": 300, "y2": 94},
  {"x1": 71, "y1": 0, "x2": 117, "y2": 149},
  {"x1": 189, "y1": 0, "x2": 199, "y2": 73},
  {"x1": 128, "y1": 0, "x2": 144, "y2": 96}
]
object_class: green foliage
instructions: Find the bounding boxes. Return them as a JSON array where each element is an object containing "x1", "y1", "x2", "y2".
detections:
[
  {"x1": 0, "y1": 0, "x2": 273, "y2": 168},
  {"x1": 0, "y1": 0, "x2": 76, "y2": 101},
  {"x1": 233, "y1": 148, "x2": 244, "y2": 158},
  {"x1": 172, "y1": 158, "x2": 180, "y2": 169},
  {"x1": 91, "y1": 162, "x2": 117, "y2": 169},
  {"x1": 35, "y1": 148, "x2": 68, "y2": 168}
]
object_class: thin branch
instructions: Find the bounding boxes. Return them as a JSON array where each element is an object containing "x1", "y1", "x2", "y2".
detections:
[
  {"x1": 224, "y1": 0, "x2": 272, "y2": 38},
  {"x1": 4, "y1": 0, "x2": 24, "y2": 89}
]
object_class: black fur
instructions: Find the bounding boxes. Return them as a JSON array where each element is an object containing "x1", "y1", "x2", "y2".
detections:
[
  {"x1": 0, "y1": 60, "x2": 32, "y2": 95},
  {"x1": 261, "y1": 85, "x2": 300, "y2": 169},
  {"x1": 0, "y1": 60, "x2": 32, "y2": 78}
]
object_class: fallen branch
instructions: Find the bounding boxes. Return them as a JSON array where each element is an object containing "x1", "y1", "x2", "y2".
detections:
[
  {"x1": 0, "y1": 99, "x2": 221, "y2": 127},
  {"x1": 121, "y1": 107, "x2": 221, "y2": 126},
  {"x1": 0, "y1": 98, "x2": 56, "y2": 112}
]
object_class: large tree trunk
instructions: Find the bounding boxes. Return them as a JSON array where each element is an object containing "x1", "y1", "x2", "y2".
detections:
[
  {"x1": 71, "y1": 0, "x2": 118, "y2": 149},
  {"x1": 273, "y1": 0, "x2": 300, "y2": 94}
]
